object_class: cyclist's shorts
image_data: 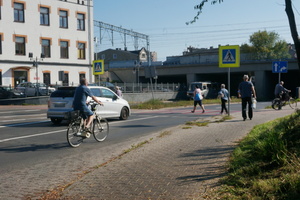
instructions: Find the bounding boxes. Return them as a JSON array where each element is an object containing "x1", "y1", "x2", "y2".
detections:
[{"x1": 80, "y1": 105, "x2": 93, "y2": 119}]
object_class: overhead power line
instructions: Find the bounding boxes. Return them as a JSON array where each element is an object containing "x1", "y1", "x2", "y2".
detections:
[{"x1": 94, "y1": 20, "x2": 149, "y2": 51}]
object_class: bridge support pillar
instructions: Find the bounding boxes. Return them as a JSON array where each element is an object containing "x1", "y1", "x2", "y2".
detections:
[
  {"x1": 254, "y1": 70, "x2": 268, "y2": 101},
  {"x1": 186, "y1": 73, "x2": 197, "y2": 85}
]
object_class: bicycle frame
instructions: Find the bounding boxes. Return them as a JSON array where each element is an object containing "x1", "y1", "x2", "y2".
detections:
[{"x1": 67, "y1": 101, "x2": 109, "y2": 147}]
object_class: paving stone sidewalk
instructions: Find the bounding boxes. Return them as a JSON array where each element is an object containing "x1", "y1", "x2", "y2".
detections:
[{"x1": 57, "y1": 108, "x2": 295, "y2": 200}]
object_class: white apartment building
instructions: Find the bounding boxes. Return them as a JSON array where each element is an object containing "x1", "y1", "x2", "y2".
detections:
[{"x1": 0, "y1": 0, "x2": 94, "y2": 87}]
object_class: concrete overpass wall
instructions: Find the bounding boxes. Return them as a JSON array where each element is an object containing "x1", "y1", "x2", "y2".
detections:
[{"x1": 108, "y1": 60, "x2": 300, "y2": 101}]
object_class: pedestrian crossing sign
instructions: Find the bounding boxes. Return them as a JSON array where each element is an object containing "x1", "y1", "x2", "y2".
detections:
[
  {"x1": 219, "y1": 45, "x2": 240, "y2": 68},
  {"x1": 93, "y1": 60, "x2": 104, "y2": 75}
]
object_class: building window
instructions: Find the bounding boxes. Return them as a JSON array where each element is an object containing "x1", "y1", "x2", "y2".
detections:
[
  {"x1": 40, "y1": 7, "x2": 49, "y2": 25},
  {"x1": 77, "y1": 42, "x2": 86, "y2": 59},
  {"x1": 60, "y1": 41, "x2": 69, "y2": 58},
  {"x1": 77, "y1": 13, "x2": 85, "y2": 30},
  {"x1": 59, "y1": 10, "x2": 68, "y2": 28},
  {"x1": 63, "y1": 72, "x2": 69, "y2": 86},
  {"x1": 101, "y1": 54, "x2": 105, "y2": 59},
  {"x1": 41, "y1": 39, "x2": 51, "y2": 58},
  {"x1": 15, "y1": 36, "x2": 26, "y2": 55},
  {"x1": 43, "y1": 72, "x2": 50, "y2": 85},
  {"x1": 79, "y1": 73, "x2": 85, "y2": 82},
  {"x1": 14, "y1": 2, "x2": 25, "y2": 22}
]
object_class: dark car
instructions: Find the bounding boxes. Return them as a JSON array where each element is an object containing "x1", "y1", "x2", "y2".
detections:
[
  {"x1": 0, "y1": 86, "x2": 25, "y2": 99},
  {"x1": 16, "y1": 82, "x2": 55, "y2": 97}
]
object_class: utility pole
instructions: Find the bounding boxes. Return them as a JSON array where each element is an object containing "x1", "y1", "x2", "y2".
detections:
[
  {"x1": 29, "y1": 52, "x2": 45, "y2": 96},
  {"x1": 87, "y1": 0, "x2": 93, "y2": 83}
]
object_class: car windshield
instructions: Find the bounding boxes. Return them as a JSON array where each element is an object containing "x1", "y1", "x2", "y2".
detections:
[{"x1": 191, "y1": 83, "x2": 202, "y2": 91}]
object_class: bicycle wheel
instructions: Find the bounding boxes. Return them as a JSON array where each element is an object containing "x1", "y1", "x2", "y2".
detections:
[
  {"x1": 288, "y1": 98, "x2": 298, "y2": 109},
  {"x1": 67, "y1": 121, "x2": 84, "y2": 147},
  {"x1": 272, "y1": 98, "x2": 281, "y2": 110},
  {"x1": 93, "y1": 117, "x2": 109, "y2": 142}
]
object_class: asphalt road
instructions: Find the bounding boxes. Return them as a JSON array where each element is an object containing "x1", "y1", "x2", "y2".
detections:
[{"x1": 0, "y1": 102, "x2": 271, "y2": 199}]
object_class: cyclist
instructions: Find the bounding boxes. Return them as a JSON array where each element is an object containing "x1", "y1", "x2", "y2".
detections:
[
  {"x1": 274, "y1": 81, "x2": 291, "y2": 102},
  {"x1": 73, "y1": 78, "x2": 103, "y2": 136}
]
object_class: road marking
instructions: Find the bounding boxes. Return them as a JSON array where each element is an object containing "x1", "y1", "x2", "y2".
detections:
[
  {"x1": 0, "y1": 116, "x2": 159, "y2": 143},
  {"x1": 0, "y1": 110, "x2": 43, "y2": 114},
  {"x1": 0, "y1": 120, "x2": 49, "y2": 128},
  {"x1": 0, "y1": 129, "x2": 64, "y2": 143}
]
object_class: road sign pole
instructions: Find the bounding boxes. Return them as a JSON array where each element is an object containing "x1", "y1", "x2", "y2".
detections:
[
  {"x1": 228, "y1": 68, "x2": 230, "y2": 116},
  {"x1": 219, "y1": 45, "x2": 240, "y2": 117}
]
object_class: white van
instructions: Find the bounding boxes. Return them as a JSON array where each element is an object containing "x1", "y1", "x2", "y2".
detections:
[{"x1": 187, "y1": 82, "x2": 213, "y2": 99}]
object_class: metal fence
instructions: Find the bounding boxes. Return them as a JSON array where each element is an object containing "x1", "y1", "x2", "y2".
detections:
[{"x1": 115, "y1": 82, "x2": 183, "y2": 93}]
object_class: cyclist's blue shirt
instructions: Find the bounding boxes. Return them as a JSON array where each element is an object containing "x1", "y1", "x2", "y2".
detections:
[{"x1": 73, "y1": 85, "x2": 94, "y2": 117}]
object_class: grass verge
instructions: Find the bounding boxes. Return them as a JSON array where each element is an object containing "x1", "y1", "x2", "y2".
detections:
[
  {"x1": 130, "y1": 98, "x2": 241, "y2": 109},
  {"x1": 208, "y1": 109, "x2": 300, "y2": 199}
]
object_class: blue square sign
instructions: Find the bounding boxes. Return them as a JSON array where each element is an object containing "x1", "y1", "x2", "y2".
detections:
[{"x1": 272, "y1": 61, "x2": 288, "y2": 73}]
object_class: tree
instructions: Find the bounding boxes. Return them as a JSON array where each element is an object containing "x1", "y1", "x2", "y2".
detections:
[
  {"x1": 241, "y1": 30, "x2": 291, "y2": 60},
  {"x1": 188, "y1": 0, "x2": 300, "y2": 72}
]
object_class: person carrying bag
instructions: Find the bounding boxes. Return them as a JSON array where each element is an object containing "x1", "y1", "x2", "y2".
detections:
[{"x1": 191, "y1": 85, "x2": 205, "y2": 113}]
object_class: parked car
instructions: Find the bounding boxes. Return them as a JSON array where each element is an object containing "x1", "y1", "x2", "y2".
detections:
[
  {"x1": 47, "y1": 86, "x2": 131, "y2": 124},
  {"x1": 16, "y1": 82, "x2": 55, "y2": 97},
  {"x1": 0, "y1": 86, "x2": 25, "y2": 99}
]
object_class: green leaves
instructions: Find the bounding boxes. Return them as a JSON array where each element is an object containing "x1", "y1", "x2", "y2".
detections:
[
  {"x1": 187, "y1": 0, "x2": 224, "y2": 25},
  {"x1": 242, "y1": 30, "x2": 291, "y2": 60}
]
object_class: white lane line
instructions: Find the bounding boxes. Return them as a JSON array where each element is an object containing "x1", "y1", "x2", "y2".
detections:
[
  {"x1": 0, "y1": 120, "x2": 49, "y2": 128},
  {"x1": 0, "y1": 117, "x2": 47, "y2": 123},
  {"x1": 0, "y1": 116, "x2": 159, "y2": 143},
  {"x1": 0, "y1": 110, "x2": 43, "y2": 114},
  {"x1": 0, "y1": 129, "x2": 65, "y2": 143},
  {"x1": 113, "y1": 116, "x2": 159, "y2": 123}
]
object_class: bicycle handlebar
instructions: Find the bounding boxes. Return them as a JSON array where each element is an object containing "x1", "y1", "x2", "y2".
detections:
[{"x1": 87, "y1": 100, "x2": 104, "y2": 107}]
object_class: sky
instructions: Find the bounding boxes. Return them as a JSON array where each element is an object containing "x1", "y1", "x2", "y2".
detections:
[{"x1": 93, "y1": 0, "x2": 300, "y2": 61}]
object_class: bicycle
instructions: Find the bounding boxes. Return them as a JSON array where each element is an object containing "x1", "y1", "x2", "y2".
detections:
[
  {"x1": 66, "y1": 101, "x2": 109, "y2": 147},
  {"x1": 271, "y1": 92, "x2": 298, "y2": 110}
]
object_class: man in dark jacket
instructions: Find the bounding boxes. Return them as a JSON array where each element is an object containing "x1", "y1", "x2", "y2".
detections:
[{"x1": 238, "y1": 75, "x2": 257, "y2": 121}]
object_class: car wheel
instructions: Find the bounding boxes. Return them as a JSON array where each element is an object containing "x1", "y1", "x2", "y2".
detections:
[
  {"x1": 119, "y1": 107, "x2": 129, "y2": 120},
  {"x1": 51, "y1": 118, "x2": 63, "y2": 125}
]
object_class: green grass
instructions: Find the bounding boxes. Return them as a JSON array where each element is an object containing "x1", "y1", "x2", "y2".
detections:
[
  {"x1": 130, "y1": 98, "x2": 241, "y2": 109},
  {"x1": 209, "y1": 109, "x2": 300, "y2": 199},
  {"x1": 185, "y1": 121, "x2": 209, "y2": 127}
]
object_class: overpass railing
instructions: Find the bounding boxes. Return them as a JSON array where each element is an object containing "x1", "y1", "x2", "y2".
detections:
[{"x1": 115, "y1": 82, "x2": 185, "y2": 93}]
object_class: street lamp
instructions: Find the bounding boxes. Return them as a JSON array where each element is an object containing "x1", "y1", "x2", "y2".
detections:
[{"x1": 29, "y1": 52, "x2": 45, "y2": 96}]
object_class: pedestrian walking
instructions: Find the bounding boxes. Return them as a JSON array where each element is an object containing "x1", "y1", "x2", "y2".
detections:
[
  {"x1": 115, "y1": 86, "x2": 123, "y2": 98},
  {"x1": 238, "y1": 75, "x2": 257, "y2": 121},
  {"x1": 218, "y1": 84, "x2": 230, "y2": 114},
  {"x1": 191, "y1": 85, "x2": 205, "y2": 113}
]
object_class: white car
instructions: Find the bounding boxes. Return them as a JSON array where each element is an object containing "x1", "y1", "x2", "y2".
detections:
[{"x1": 47, "y1": 86, "x2": 131, "y2": 124}]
